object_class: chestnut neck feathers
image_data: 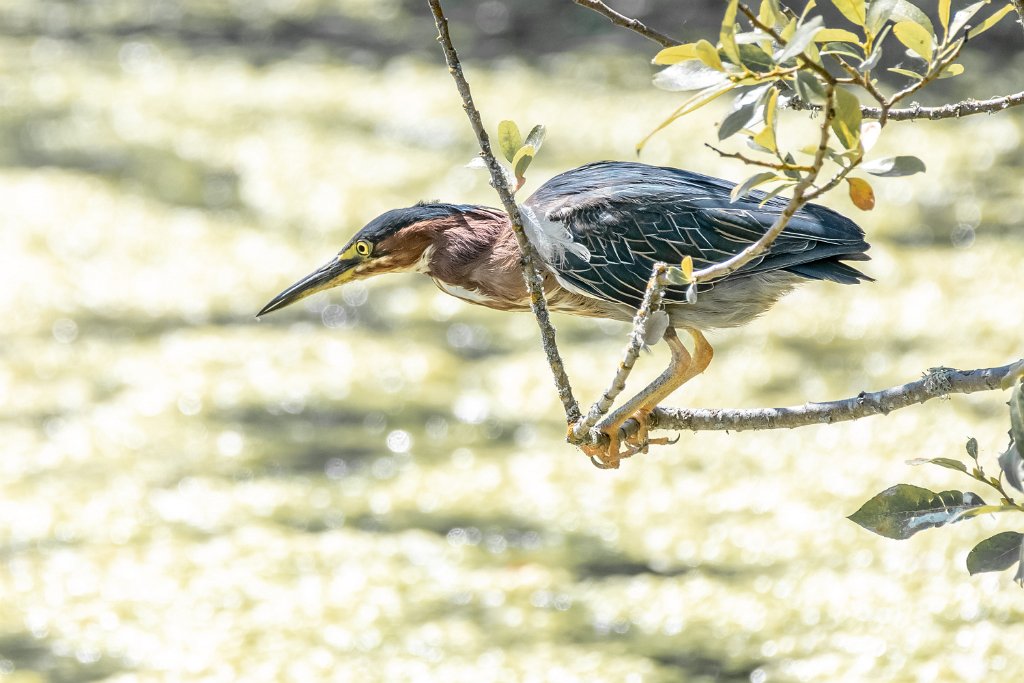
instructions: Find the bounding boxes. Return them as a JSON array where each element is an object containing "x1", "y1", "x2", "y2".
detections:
[
  {"x1": 412, "y1": 206, "x2": 527, "y2": 305},
  {"x1": 383, "y1": 203, "x2": 615, "y2": 317}
]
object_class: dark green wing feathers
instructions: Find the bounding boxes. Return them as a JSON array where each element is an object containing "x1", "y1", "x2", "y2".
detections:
[{"x1": 524, "y1": 161, "x2": 871, "y2": 310}]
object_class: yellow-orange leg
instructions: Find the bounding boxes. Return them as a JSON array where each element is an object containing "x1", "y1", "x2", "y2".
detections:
[{"x1": 583, "y1": 327, "x2": 714, "y2": 468}]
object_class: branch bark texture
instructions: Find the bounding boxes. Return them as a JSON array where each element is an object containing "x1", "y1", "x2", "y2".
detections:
[
  {"x1": 427, "y1": 0, "x2": 581, "y2": 423},
  {"x1": 626, "y1": 361, "x2": 1024, "y2": 435}
]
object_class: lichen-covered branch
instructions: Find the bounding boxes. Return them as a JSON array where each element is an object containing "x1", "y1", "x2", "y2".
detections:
[
  {"x1": 570, "y1": 0, "x2": 678, "y2": 48},
  {"x1": 862, "y1": 90, "x2": 1024, "y2": 121},
  {"x1": 619, "y1": 360, "x2": 1024, "y2": 435},
  {"x1": 427, "y1": 0, "x2": 581, "y2": 423}
]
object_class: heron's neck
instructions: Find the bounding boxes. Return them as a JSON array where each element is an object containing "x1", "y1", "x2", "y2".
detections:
[{"x1": 424, "y1": 206, "x2": 526, "y2": 302}]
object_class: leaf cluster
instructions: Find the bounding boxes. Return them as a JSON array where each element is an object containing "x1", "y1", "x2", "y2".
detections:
[
  {"x1": 496, "y1": 120, "x2": 546, "y2": 193},
  {"x1": 647, "y1": 0, "x2": 1016, "y2": 210},
  {"x1": 851, "y1": 380, "x2": 1024, "y2": 586}
]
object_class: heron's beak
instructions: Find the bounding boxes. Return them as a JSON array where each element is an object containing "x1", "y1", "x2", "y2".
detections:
[{"x1": 257, "y1": 256, "x2": 360, "y2": 317}]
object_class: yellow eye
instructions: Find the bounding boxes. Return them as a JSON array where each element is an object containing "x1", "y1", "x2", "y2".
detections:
[{"x1": 355, "y1": 241, "x2": 372, "y2": 257}]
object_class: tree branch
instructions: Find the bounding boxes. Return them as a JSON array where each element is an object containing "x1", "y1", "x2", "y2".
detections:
[
  {"x1": 427, "y1": 0, "x2": 582, "y2": 423},
  {"x1": 570, "y1": 0, "x2": 679, "y2": 48},
  {"x1": 619, "y1": 360, "x2": 1024, "y2": 435},
  {"x1": 862, "y1": 90, "x2": 1024, "y2": 121},
  {"x1": 571, "y1": 263, "x2": 669, "y2": 440}
]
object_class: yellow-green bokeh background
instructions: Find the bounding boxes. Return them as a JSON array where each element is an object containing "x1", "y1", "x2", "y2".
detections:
[{"x1": 2, "y1": 2, "x2": 1024, "y2": 681}]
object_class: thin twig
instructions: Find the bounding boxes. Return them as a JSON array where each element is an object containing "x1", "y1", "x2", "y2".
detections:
[
  {"x1": 886, "y1": 37, "x2": 966, "y2": 113},
  {"x1": 570, "y1": 0, "x2": 679, "y2": 48},
  {"x1": 692, "y1": 84, "x2": 837, "y2": 285},
  {"x1": 705, "y1": 143, "x2": 814, "y2": 172},
  {"x1": 571, "y1": 263, "x2": 670, "y2": 440},
  {"x1": 427, "y1": 0, "x2": 581, "y2": 423},
  {"x1": 620, "y1": 360, "x2": 1024, "y2": 435}
]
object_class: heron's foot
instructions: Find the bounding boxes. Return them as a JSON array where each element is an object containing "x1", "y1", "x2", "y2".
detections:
[{"x1": 581, "y1": 408, "x2": 676, "y2": 470}]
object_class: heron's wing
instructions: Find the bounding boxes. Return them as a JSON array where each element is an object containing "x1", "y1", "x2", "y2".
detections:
[{"x1": 523, "y1": 161, "x2": 870, "y2": 310}]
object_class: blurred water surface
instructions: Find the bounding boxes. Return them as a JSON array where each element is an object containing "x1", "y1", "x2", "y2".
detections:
[{"x1": 2, "y1": 2, "x2": 1024, "y2": 682}]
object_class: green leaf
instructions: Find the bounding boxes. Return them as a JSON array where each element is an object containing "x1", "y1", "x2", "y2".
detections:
[
  {"x1": 888, "y1": 67, "x2": 924, "y2": 80},
  {"x1": 759, "y1": 0, "x2": 785, "y2": 27},
  {"x1": 653, "y1": 43, "x2": 700, "y2": 65},
  {"x1": 831, "y1": 0, "x2": 866, "y2": 26},
  {"x1": 819, "y1": 41, "x2": 864, "y2": 60},
  {"x1": 511, "y1": 144, "x2": 535, "y2": 181},
  {"x1": 665, "y1": 267, "x2": 690, "y2": 285},
  {"x1": 730, "y1": 171, "x2": 780, "y2": 202},
  {"x1": 998, "y1": 444, "x2": 1024, "y2": 493},
  {"x1": 720, "y1": 0, "x2": 742, "y2": 66},
  {"x1": 860, "y1": 121, "x2": 881, "y2": 152},
  {"x1": 1000, "y1": 380, "x2": 1024, "y2": 493},
  {"x1": 497, "y1": 121, "x2": 522, "y2": 163},
  {"x1": 831, "y1": 86, "x2": 863, "y2": 151},
  {"x1": 866, "y1": 0, "x2": 935, "y2": 35},
  {"x1": 653, "y1": 60, "x2": 730, "y2": 91},
  {"x1": 794, "y1": 70, "x2": 828, "y2": 104},
  {"x1": 949, "y1": 0, "x2": 988, "y2": 37},
  {"x1": 938, "y1": 63, "x2": 965, "y2": 79},
  {"x1": 695, "y1": 39, "x2": 725, "y2": 71},
  {"x1": 775, "y1": 16, "x2": 825, "y2": 62},
  {"x1": 800, "y1": 0, "x2": 820, "y2": 22},
  {"x1": 858, "y1": 24, "x2": 890, "y2": 71},
  {"x1": 967, "y1": 3, "x2": 1015, "y2": 39},
  {"x1": 848, "y1": 484, "x2": 986, "y2": 540},
  {"x1": 966, "y1": 437, "x2": 979, "y2": 461},
  {"x1": 905, "y1": 456, "x2": 968, "y2": 473},
  {"x1": 893, "y1": 20, "x2": 934, "y2": 61},
  {"x1": 753, "y1": 88, "x2": 780, "y2": 152},
  {"x1": 967, "y1": 532, "x2": 1024, "y2": 575},
  {"x1": 680, "y1": 255, "x2": 694, "y2": 282},
  {"x1": 524, "y1": 124, "x2": 546, "y2": 153},
  {"x1": 758, "y1": 181, "x2": 796, "y2": 205},
  {"x1": 737, "y1": 43, "x2": 775, "y2": 71},
  {"x1": 861, "y1": 155, "x2": 926, "y2": 177},
  {"x1": 718, "y1": 86, "x2": 770, "y2": 140},
  {"x1": 638, "y1": 82, "x2": 735, "y2": 153},
  {"x1": 1009, "y1": 379, "x2": 1024, "y2": 451},
  {"x1": 814, "y1": 28, "x2": 862, "y2": 42}
]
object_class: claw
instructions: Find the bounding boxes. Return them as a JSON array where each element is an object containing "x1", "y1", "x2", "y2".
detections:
[{"x1": 580, "y1": 408, "x2": 665, "y2": 469}]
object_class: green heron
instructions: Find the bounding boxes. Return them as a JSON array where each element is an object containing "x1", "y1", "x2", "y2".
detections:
[{"x1": 259, "y1": 160, "x2": 870, "y2": 465}]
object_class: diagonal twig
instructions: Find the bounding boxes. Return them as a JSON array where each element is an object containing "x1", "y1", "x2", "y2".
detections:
[
  {"x1": 427, "y1": 0, "x2": 581, "y2": 423},
  {"x1": 570, "y1": 0, "x2": 679, "y2": 47}
]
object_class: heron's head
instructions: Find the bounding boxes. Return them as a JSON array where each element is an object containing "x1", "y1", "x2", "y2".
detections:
[{"x1": 257, "y1": 203, "x2": 481, "y2": 317}]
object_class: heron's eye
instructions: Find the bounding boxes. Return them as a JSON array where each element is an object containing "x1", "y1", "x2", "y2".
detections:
[{"x1": 355, "y1": 241, "x2": 372, "y2": 257}]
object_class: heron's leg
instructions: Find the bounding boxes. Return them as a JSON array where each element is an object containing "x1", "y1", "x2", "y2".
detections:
[{"x1": 583, "y1": 327, "x2": 713, "y2": 468}]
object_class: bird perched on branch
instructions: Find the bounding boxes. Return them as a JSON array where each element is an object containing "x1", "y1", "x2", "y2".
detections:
[{"x1": 259, "y1": 161, "x2": 870, "y2": 466}]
